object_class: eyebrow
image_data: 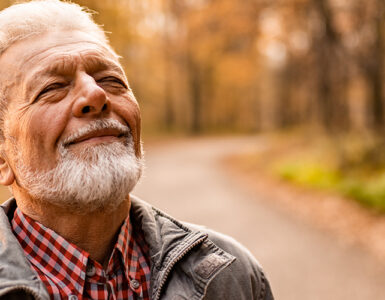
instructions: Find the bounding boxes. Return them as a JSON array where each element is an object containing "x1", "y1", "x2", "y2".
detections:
[
  {"x1": 23, "y1": 52, "x2": 125, "y2": 99},
  {"x1": 30, "y1": 52, "x2": 124, "y2": 78}
]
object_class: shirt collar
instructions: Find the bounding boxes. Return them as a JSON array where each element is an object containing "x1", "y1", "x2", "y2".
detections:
[
  {"x1": 113, "y1": 216, "x2": 145, "y2": 282},
  {"x1": 11, "y1": 207, "x2": 142, "y2": 296},
  {"x1": 12, "y1": 207, "x2": 89, "y2": 296}
]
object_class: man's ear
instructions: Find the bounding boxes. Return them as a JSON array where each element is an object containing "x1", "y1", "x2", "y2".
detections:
[{"x1": 0, "y1": 156, "x2": 14, "y2": 186}]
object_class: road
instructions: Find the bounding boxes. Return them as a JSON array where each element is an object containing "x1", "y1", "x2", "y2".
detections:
[{"x1": 133, "y1": 136, "x2": 385, "y2": 300}]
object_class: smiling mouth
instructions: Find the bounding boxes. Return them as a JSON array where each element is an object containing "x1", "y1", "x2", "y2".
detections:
[
  {"x1": 69, "y1": 134, "x2": 126, "y2": 145},
  {"x1": 64, "y1": 128, "x2": 129, "y2": 147}
]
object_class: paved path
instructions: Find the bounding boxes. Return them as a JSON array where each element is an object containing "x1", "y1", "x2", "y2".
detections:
[{"x1": 133, "y1": 136, "x2": 385, "y2": 300}]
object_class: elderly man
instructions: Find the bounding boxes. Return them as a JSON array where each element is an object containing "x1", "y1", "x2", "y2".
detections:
[{"x1": 0, "y1": 1, "x2": 273, "y2": 299}]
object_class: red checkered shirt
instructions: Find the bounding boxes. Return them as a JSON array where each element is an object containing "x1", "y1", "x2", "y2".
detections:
[{"x1": 11, "y1": 207, "x2": 151, "y2": 300}]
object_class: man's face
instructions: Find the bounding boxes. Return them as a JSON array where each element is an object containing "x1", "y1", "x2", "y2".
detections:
[{"x1": 0, "y1": 30, "x2": 143, "y2": 211}]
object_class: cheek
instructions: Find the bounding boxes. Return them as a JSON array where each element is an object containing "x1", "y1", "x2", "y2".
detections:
[
  {"x1": 112, "y1": 96, "x2": 141, "y2": 157},
  {"x1": 15, "y1": 104, "x2": 69, "y2": 164}
]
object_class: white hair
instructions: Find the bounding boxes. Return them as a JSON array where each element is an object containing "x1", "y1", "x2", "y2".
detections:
[{"x1": 0, "y1": 0, "x2": 108, "y2": 56}]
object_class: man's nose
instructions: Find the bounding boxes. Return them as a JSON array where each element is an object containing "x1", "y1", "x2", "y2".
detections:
[{"x1": 72, "y1": 73, "x2": 111, "y2": 117}]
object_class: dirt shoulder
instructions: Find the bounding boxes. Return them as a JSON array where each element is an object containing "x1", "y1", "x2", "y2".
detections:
[{"x1": 225, "y1": 145, "x2": 385, "y2": 266}]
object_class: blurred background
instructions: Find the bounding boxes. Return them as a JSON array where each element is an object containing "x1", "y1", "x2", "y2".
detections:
[{"x1": 1, "y1": 0, "x2": 385, "y2": 299}]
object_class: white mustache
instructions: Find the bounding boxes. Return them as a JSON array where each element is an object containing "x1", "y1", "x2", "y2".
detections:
[{"x1": 61, "y1": 119, "x2": 130, "y2": 146}]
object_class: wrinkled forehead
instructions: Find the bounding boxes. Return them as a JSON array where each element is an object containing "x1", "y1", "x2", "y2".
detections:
[
  {"x1": 6, "y1": 31, "x2": 118, "y2": 69},
  {"x1": 25, "y1": 44, "x2": 123, "y2": 78}
]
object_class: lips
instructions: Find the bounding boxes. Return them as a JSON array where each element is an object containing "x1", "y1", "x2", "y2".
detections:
[{"x1": 65, "y1": 128, "x2": 128, "y2": 146}]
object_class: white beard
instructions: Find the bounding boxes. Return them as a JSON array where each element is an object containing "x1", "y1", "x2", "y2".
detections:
[{"x1": 14, "y1": 119, "x2": 143, "y2": 213}]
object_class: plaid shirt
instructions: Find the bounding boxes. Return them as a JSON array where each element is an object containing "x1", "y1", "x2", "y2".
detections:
[{"x1": 11, "y1": 207, "x2": 151, "y2": 300}]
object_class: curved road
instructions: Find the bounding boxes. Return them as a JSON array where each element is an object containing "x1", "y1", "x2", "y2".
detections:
[{"x1": 133, "y1": 136, "x2": 385, "y2": 300}]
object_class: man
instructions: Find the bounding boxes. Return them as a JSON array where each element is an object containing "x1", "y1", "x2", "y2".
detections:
[{"x1": 0, "y1": 0, "x2": 274, "y2": 299}]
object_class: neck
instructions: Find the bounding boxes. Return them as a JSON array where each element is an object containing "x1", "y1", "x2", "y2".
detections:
[{"x1": 14, "y1": 192, "x2": 130, "y2": 268}]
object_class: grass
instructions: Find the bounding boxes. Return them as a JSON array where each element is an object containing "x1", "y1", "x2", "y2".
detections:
[
  {"x1": 275, "y1": 160, "x2": 341, "y2": 190},
  {"x1": 275, "y1": 160, "x2": 385, "y2": 213},
  {"x1": 236, "y1": 129, "x2": 385, "y2": 214}
]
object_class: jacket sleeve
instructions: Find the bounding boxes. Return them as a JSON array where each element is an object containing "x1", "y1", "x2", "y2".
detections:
[{"x1": 203, "y1": 230, "x2": 274, "y2": 300}]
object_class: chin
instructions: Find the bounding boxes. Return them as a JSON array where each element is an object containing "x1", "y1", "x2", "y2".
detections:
[{"x1": 16, "y1": 138, "x2": 144, "y2": 214}]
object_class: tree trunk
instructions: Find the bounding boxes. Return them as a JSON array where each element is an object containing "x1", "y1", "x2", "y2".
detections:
[{"x1": 368, "y1": 2, "x2": 384, "y2": 130}]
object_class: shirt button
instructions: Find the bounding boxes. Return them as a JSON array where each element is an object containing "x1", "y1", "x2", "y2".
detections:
[
  {"x1": 68, "y1": 295, "x2": 78, "y2": 300},
  {"x1": 130, "y1": 279, "x2": 140, "y2": 290},
  {"x1": 86, "y1": 263, "x2": 96, "y2": 277}
]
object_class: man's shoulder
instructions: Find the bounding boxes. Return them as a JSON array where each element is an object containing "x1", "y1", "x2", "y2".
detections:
[
  {"x1": 0, "y1": 199, "x2": 50, "y2": 300},
  {"x1": 130, "y1": 196, "x2": 274, "y2": 300},
  {"x1": 185, "y1": 223, "x2": 274, "y2": 300},
  {"x1": 188, "y1": 222, "x2": 259, "y2": 262},
  {"x1": 131, "y1": 196, "x2": 266, "y2": 273}
]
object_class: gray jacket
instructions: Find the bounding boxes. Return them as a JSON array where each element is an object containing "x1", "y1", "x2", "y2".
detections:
[{"x1": 0, "y1": 196, "x2": 274, "y2": 300}]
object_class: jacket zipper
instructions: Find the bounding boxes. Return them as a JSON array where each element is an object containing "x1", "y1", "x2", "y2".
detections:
[
  {"x1": 0, "y1": 285, "x2": 44, "y2": 300},
  {"x1": 154, "y1": 235, "x2": 207, "y2": 300}
]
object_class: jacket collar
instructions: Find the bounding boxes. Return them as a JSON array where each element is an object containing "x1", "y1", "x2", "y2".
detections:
[
  {"x1": 0, "y1": 198, "x2": 49, "y2": 300},
  {"x1": 129, "y1": 196, "x2": 211, "y2": 299},
  {"x1": 130, "y1": 195, "x2": 208, "y2": 263},
  {"x1": 129, "y1": 196, "x2": 235, "y2": 300}
]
